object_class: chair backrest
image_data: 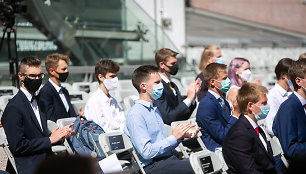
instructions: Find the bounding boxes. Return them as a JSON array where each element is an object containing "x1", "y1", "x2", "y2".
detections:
[
  {"x1": 117, "y1": 80, "x2": 134, "y2": 91},
  {"x1": 99, "y1": 132, "x2": 133, "y2": 156},
  {"x1": 269, "y1": 136, "x2": 289, "y2": 168},
  {"x1": 0, "y1": 127, "x2": 18, "y2": 173},
  {"x1": 170, "y1": 78, "x2": 187, "y2": 96},
  {"x1": 72, "y1": 82, "x2": 94, "y2": 93},
  {"x1": 61, "y1": 82, "x2": 73, "y2": 91},
  {"x1": 71, "y1": 100, "x2": 87, "y2": 114},
  {"x1": 189, "y1": 150, "x2": 223, "y2": 174},
  {"x1": 56, "y1": 117, "x2": 77, "y2": 128},
  {"x1": 47, "y1": 120, "x2": 58, "y2": 134},
  {"x1": 0, "y1": 95, "x2": 14, "y2": 118},
  {"x1": 181, "y1": 76, "x2": 196, "y2": 93},
  {"x1": 0, "y1": 86, "x2": 18, "y2": 97},
  {"x1": 69, "y1": 91, "x2": 89, "y2": 102},
  {"x1": 123, "y1": 96, "x2": 138, "y2": 112}
]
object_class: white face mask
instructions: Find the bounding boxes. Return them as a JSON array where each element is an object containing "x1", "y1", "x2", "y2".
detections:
[
  {"x1": 103, "y1": 77, "x2": 118, "y2": 91},
  {"x1": 240, "y1": 69, "x2": 252, "y2": 82}
]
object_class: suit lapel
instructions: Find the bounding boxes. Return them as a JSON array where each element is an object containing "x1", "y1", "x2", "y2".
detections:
[
  {"x1": 18, "y1": 91, "x2": 45, "y2": 135},
  {"x1": 162, "y1": 80, "x2": 178, "y2": 103},
  {"x1": 47, "y1": 81, "x2": 68, "y2": 112},
  {"x1": 241, "y1": 116, "x2": 274, "y2": 162}
]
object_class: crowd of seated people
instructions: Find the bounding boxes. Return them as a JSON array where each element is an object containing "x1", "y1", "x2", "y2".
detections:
[{"x1": 0, "y1": 48, "x2": 305, "y2": 174}]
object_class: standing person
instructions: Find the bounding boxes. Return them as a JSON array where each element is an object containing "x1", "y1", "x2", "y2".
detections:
[
  {"x1": 196, "y1": 45, "x2": 223, "y2": 101},
  {"x1": 84, "y1": 59, "x2": 125, "y2": 132},
  {"x1": 154, "y1": 48, "x2": 201, "y2": 125},
  {"x1": 196, "y1": 63, "x2": 238, "y2": 152},
  {"x1": 1, "y1": 56, "x2": 74, "y2": 174},
  {"x1": 125, "y1": 65, "x2": 199, "y2": 174},
  {"x1": 39, "y1": 53, "x2": 78, "y2": 122},
  {"x1": 265, "y1": 58, "x2": 293, "y2": 136},
  {"x1": 273, "y1": 59, "x2": 306, "y2": 161},
  {"x1": 223, "y1": 83, "x2": 276, "y2": 174}
]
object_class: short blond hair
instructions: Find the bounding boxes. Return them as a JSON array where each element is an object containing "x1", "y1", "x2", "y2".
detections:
[
  {"x1": 45, "y1": 53, "x2": 70, "y2": 74},
  {"x1": 237, "y1": 83, "x2": 268, "y2": 114}
]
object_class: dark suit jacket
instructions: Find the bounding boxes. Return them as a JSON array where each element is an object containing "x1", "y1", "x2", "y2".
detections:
[
  {"x1": 1, "y1": 90, "x2": 52, "y2": 174},
  {"x1": 154, "y1": 80, "x2": 196, "y2": 125},
  {"x1": 273, "y1": 93, "x2": 306, "y2": 160},
  {"x1": 223, "y1": 115, "x2": 276, "y2": 174},
  {"x1": 196, "y1": 72, "x2": 208, "y2": 101},
  {"x1": 38, "y1": 81, "x2": 76, "y2": 122},
  {"x1": 196, "y1": 92, "x2": 236, "y2": 151}
]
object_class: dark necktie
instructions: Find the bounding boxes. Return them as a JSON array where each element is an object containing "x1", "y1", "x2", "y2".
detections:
[
  {"x1": 31, "y1": 95, "x2": 38, "y2": 103},
  {"x1": 59, "y1": 86, "x2": 65, "y2": 93},
  {"x1": 218, "y1": 97, "x2": 228, "y2": 116}
]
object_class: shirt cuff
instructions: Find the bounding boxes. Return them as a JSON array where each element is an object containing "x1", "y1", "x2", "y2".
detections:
[
  {"x1": 167, "y1": 135, "x2": 179, "y2": 146},
  {"x1": 183, "y1": 98, "x2": 192, "y2": 107}
]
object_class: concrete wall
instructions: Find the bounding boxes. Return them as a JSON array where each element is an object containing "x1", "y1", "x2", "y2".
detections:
[{"x1": 191, "y1": 0, "x2": 306, "y2": 34}]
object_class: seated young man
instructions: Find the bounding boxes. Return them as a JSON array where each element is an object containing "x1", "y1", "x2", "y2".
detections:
[
  {"x1": 1, "y1": 56, "x2": 74, "y2": 174},
  {"x1": 196, "y1": 63, "x2": 238, "y2": 152},
  {"x1": 273, "y1": 59, "x2": 306, "y2": 161},
  {"x1": 39, "y1": 53, "x2": 78, "y2": 122},
  {"x1": 84, "y1": 59, "x2": 125, "y2": 132},
  {"x1": 124, "y1": 65, "x2": 199, "y2": 174},
  {"x1": 223, "y1": 83, "x2": 277, "y2": 174}
]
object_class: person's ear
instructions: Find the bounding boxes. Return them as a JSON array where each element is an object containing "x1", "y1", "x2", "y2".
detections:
[
  {"x1": 159, "y1": 61, "x2": 165, "y2": 69},
  {"x1": 247, "y1": 102, "x2": 254, "y2": 112},
  {"x1": 295, "y1": 77, "x2": 302, "y2": 87},
  {"x1": 49, "y1": 68, "x2": 56, "y2": 76},
  {"x1": 280, "y1": 72, "x2": 286, "y2": 80},
  {"x1": 139, "y1": 82, "x2": 147, "y2": 92},
  {"x1": 98, "y1": 74, "x2": 104, "y2": 83},
  {"x1": 18, "y1": 72, "x2": 23, "y2": 80},
  {"x1": 210, "y1": 79, "x2": 215, "y2": 87}
]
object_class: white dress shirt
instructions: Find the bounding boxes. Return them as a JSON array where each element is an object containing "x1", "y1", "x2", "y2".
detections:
[
  {"x1": 159, "y1": 73, "x2": 192, "y2": 107},
  {"x1": 244, "y1": 115, "x2": 267, "y2": 151},
  {"x1": 265, "y1": 83, "x2": 292, "y2": 135},
  {"x1": 49, "y1": 78, "x2": 69, "y2": 112},
  {"x1": 20, "y1": 87, "x2": 43, "y2": 131},
  {"x1": 84, "y1": 88, "x2": 125, "y2": 132}
]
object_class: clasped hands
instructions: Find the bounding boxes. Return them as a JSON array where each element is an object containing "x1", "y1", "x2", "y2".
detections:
[
  {"x1": 172, "y1": 122, "x2": 201, "y2": 140},
  {"x1": 49, "y1": 123, "x2": 75, "y2": 144}
]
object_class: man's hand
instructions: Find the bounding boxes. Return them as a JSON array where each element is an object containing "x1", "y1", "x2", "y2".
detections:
[
  {"x1": 186, "y1": 78, "x2": 202, "y2": 102},
  {"x1": 194, "y1": 78, "x2": 202, "y2": 94},
  {"x1": 0, "y1": 120, "x2": 2, "y2": 128},
  {"x1": 172, "y1": 122, "x2": 194, "y2": 140},
  {"x1": 183, "y1": 127, "x2": 201, "y2": 139},
  {"x1": 49, "y1": 123, "x2": 75, "y2": 144}
]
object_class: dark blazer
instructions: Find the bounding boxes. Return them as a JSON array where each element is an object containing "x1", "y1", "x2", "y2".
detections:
[
  {"x1": 223, "y1": 115, "x2": 276, "y2": 174},
  {"x1": 38, "y1": 81, "x2": 76, "y2": 122},
  {"x1": 196, "y1": 91, "x2": 236, "y2": 151},
  {"x1": 154, "y1": 80, "x2": 196, "y2": 125},
  {"x1": 196, "y1": 72, "x2": 208, "y2": 101},
  {"x1": 1, "y1": 90, "x2": 52, "y2": 174},
  {"x1": 273, "y1": 93, "x2": 306, "y2": 160}
]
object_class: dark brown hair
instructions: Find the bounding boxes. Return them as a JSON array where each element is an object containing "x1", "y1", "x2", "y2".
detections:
[
  {"x1": 132, "y1": 65, "x2": 159, "y2": 93},
  {"x1": 203, "y1": 63, "x2": 227, "y2": 88},
  {"x1": 237, "y1": 83, "x2": 268, "y2": 114},
  {"x1": 95, "y1": 59, "x2": 120, "y2": 83},
  {"x1": 155, "y1": 48, "x2": 178, "y2": 68},
  {"x1": 19, "y1": 56, "x2": 41, "y2": 73},
  {"x1": 288, "y1": 59, "x2": 306, "y2": 91},
  {"x1": 274, "y1": 58, "x2": 293, "y2": 80}
]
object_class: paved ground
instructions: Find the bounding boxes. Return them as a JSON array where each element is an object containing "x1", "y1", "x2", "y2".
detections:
[{"x1": 0, "y1": 147, "x2": 7, "y2": 170}]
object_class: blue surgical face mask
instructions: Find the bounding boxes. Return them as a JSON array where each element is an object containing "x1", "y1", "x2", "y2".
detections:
[
  {"x1": 216, "y1": 57, "x2": 224, "y2": 64},
  {"x1": 215, "y1": 77, "x2": 231, "y2": 93},
  {"x1": 253, "y1": 104, "x2": 270, "y2": 120},
  {"x1": 148, "y1": 83, "x2": 164, "y2": 100}
]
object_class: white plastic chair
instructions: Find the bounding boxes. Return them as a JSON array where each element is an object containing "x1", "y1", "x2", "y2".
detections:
[
  {"x1": 181, "y1": 76, "x2": 196, "y2": 93},
  {"x1": 61, "y1": 83, "x2": 73, "y2": 92},
  {"x1": 0, "y1": 86, "x2": 18, "y2": 97},
  {"x1": 72, "y1": 82, "x2": 94, "y2": 93},
  {"x1": 99, "y1": 132, "x2": 146, "y2": 174},
  {"x1": 171, "y1": 78, "x2": 187, "y2": 96},
  {"x1": 69, "y1": 91, "x2": 89, "y2": 102},
  {"x1": 71, "y1": 100, "x2": 87, "y2": 114},
  {"x1": 189, "y1": 150, "x2": 223, "y2": 174},
  {"x1": 56, "y1": 117, "x2": 77, "y2": 155},
  {"x1": 117, "y1": 80, "x2": 134, "y2": 91},
  {"x1": 0, "y1": 95, "x2": 14, "y2": 118},
  {"x1": 215, "y1": 148, "x2": 229, "y2": 173},
  {"x1": 123, "y1": 96, "x2": 139, "y2": 113},
  {"x1": 0, "y1": 127, "x2": 18, "y2": 173},
  {"x1": 269, "y1": 136, "x2": 289, "y2": 168},
  {"x1": 47, "y1": 120, "x2": 67, "y2": 153}
]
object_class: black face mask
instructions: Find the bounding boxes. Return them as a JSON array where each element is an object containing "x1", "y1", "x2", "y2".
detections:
[
  {"x1": 165, "y1": 64, "x2": 179, "y2": 75},
  {"x1": 56, "y1": 71, "x2": 69, "y2": 82},
  {"x1": 23, "y1": 77, "x2": 42, "y2": 93}
]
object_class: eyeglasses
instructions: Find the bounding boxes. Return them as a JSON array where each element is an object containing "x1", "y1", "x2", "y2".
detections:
[{"x1": 22, "y1": 73, "x2": 45, "y2": 79}]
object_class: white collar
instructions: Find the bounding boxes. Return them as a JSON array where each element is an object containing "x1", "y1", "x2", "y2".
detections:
[
  {"x1": 294, "y1": 91, "x2": 306, "y2": 106},
  {"x1": 275, "y1": 83, "x2": 291, "y2": 97},
  {"x1": 208, "y1": 89, "x2": 221, "y2": 100},
  {"x1": 49, "y1": 78, "x2": 61, "y2": 92},
  {"x1": 96, "y1": 88, "x2": 112, "y2": 102},
  {"x1": 159, "y1": 73, "x2": 170, "y2": 84},
  {"x1": 244, "y1": 115, "x2": 258, "y2": 129},
  {"x1": 20, "y1": 87, "x2": 34, "y2": 102}
]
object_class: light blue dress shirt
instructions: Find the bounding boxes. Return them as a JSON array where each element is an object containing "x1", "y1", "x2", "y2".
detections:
[{"x1": 124, "y1": 99, "x2": 179, "y2": 166}]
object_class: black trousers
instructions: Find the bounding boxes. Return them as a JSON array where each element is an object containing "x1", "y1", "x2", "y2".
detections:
[{"x1": 143, "y1": 155, "x2": 194, "y2": 174}]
